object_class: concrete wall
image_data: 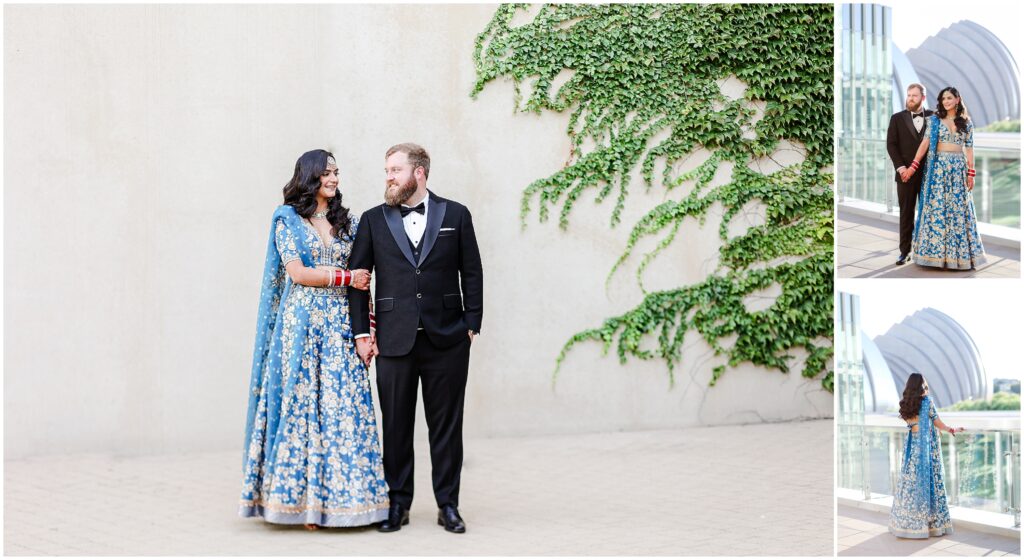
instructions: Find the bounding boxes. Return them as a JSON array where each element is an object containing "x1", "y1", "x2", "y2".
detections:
[{"x1": 4, "y1": 5, "x2": 833, "y2": 459}]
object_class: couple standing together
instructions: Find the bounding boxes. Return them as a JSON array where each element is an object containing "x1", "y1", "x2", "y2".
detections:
[
  {"x1": 886, "y1": 83, "x2": 986, "y2": 269},
  {"x1": 239, "y1": 143, "x2": 483, "y2": 533}
]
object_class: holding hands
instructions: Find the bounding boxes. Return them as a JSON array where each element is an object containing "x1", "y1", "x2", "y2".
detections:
[
  {"x1": 900, "y1": 160, "x2": 921, "y2": 183},
  {"x1": 314, "y1": 266, "x2": 372, "y2": 290},
  {"x1": 355, "y1": 335, "x2": 379, "y2": 367},
  {"x1": 349, "y1": 269, "x2": 371, "y2": 290}
]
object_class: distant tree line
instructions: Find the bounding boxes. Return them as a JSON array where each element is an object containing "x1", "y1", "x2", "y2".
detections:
[{"x1": 942, "y1": 392, "x2": 1020, "y2": 411}]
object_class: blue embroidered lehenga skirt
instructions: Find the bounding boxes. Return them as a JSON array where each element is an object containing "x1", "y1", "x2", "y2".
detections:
[{"x1": 911, "y1": 152, "x2": 986, "y2": 269}]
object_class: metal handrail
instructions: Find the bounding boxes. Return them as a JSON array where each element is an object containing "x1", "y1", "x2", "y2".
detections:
[{"x1": 1006, "y1": 442, "x2": 1021, "y2": 527}]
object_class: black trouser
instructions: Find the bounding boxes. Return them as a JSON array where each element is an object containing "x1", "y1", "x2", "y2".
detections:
[
  {"x1": 897, "y1": 178, "x2": 921, "y2": 256},
  {"x1": 375, "y1": 330, "x2": 470, "y2": 509}
]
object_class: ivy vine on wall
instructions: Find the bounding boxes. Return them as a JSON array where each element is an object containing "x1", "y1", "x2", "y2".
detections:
[{"x1": 471, "y1": 4, "x2": 834, "y2": 392}]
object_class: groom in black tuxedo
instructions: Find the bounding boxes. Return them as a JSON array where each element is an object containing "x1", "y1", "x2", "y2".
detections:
[
  {"x1": 350, "y1": 142, "x2": 483, "y2": 534},
  {"x1": 886, "y1": 83, "x2": 932, "y2": 265}
]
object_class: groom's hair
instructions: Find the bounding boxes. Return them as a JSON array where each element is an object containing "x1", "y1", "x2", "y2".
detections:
[
  {"x1": 907, "y1": 83, "x2": 926, "y2": 96},
  {"x1": 386, "y1": 142, "x2": 431, "y2": 179}
]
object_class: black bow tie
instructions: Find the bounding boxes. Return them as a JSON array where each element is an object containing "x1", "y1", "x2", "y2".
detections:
[
  {"x1": 400, "y1": 202, "x2": 425, "y2": 217},
  {"x1": 911, "y1": 112, "x2": 923, "y2": 118}
]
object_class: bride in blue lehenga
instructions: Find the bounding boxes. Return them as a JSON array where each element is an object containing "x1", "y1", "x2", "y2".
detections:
[
  {"x1": 889, "y1": 373, "x2": 963, "y2": 539},
  {"x1": 240, "y1": 149, "x2": 389, "y2": 528},
  {"x1": 904, "y1": 86, "x2": 986, "y2": 269}
]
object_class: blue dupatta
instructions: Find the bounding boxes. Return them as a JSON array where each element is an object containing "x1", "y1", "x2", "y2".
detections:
[
  {"x1": 911, "y1": 115, "x2": 940, "y2": 243},
  {"x1": 911, "y1": 395, "x2": 935, "y2": 502},
  {"x1": 242, "y1": 205, "x2": 315, "y2": 466}
]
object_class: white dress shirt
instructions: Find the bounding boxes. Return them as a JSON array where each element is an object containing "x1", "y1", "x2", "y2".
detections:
[
  {"x1": 913, "y1": 113, "x2": 924, "y2": 132},
  {"x1": 401, "y1": 193, "x2": 429, "y2": 246}
]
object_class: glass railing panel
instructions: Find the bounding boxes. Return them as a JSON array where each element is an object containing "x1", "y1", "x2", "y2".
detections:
[
  {"x1": 838, "y1": 423, "x2": 1021, "y2": 523},
  {"x1": 837, "y1": 138, "x2": 1021, "y2": 229}
]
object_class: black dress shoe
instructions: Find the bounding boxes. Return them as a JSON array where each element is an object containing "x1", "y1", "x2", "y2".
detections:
[
  {"x1": 437, "y1": 504, "x2": 466, "y2": 533},
  {"x1": 377, "y1": 503, "x2": 409, "y2": 532},
  {"x1": 896, "y1": 253, "x2": 910, "y2": 265}
]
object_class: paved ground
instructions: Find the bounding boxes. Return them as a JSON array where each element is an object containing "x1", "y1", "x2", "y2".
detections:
[
  {"x1": 838, "y1": 504, "x2": 1021, "y2": 557},
  {"x1": 5, "y1": 420, "x2": 833, "y2": 556},
  {"x1": 837, "y1": 211, "x2": 1020, "y2": 279}
]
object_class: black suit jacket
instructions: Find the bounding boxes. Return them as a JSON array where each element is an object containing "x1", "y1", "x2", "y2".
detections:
[
  {"x1": 886, "y1": 109, "x2": 933, "y2": 184},
  {"x1": 350, "y1": 191, "x2": 483, "y2": 357}
]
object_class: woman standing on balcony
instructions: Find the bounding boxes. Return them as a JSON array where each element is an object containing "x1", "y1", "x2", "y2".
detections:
[
  {"x1": 889, "y1": 373, "x2": 964, "y2": 539},
  {"x1": 903, "y1": 87, "x2": 987, "y2": 270}
]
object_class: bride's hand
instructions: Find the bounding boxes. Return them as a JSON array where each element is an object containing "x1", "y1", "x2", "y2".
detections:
[
  {"x1": 966, "y1": 176, "x2": 974, "y2": 191},
  {"x1": 350, "y1": 269, "x2": 371, "y2": 291}
]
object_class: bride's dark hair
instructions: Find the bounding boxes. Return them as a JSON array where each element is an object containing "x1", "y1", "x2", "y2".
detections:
[
  {"x1": 282, "y1": 149, "x2": 352, "y2": 240},
  {"x1": 935, "y1": 86, "x2": 970, "y2": 135},
  {"x1": 898, "y1": 373, "x2": 927, "y2": 420}
]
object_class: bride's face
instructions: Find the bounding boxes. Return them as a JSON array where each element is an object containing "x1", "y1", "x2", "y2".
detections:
[
  {"x1": 921, "y1": 381, "x2": 929, "y2": 395},
  {"x1": 940, "y1": 91, "x2": 959, "y2": 113},
  {"x1": 319, "y1": 163, "x2": 340, "y2": 199}
]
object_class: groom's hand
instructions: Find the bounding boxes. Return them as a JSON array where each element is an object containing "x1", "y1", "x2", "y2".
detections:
[
  {"x1": 356, "y1": 337, "x2": 374, "y2": 367},
  {"x1": 350, "y1": 269, "x2": 371, "y2": 291}
]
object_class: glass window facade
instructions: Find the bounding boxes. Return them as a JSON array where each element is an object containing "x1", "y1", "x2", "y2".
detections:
[
  {"x1": 837, "y1": 292, "x2": 870, "y2": 498},
  {"x1": 838, "y1": 4, "x2": 894, "y2": 210}
]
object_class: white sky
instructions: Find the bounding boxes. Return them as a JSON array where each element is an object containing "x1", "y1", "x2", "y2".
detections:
[
  {"x1": 838, "y1": 279, "x2": 1023, "y2": 382},
  {"x1": 889, "y1": 0, "x2": 1022, "y2": 67}
]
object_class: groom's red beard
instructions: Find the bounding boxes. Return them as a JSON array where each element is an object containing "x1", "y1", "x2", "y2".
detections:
[
  {"x1": 384, "y1": 176, "x2": 418, "y2": 207},
  {"x1": 906, "y1": 99, "x2": 923, "y2": 112}
]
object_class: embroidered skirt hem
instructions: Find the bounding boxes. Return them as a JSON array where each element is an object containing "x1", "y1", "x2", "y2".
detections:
[
  {"x1": 913, "y1": 253, "x2": 987, "y2": 269},
  {"x1": 889, "y1": 525, "x2": 954, "y2": 539},
  {"x1": 239, "y1": 502, "x2": 388, "y2": 527}
]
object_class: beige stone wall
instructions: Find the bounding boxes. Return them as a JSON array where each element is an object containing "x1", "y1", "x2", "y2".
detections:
[{"x1": 4, "y1": 4, "x2": 832, "y2": 458}]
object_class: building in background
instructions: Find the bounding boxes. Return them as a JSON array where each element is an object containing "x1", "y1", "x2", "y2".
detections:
[
  {"x1": 994, "y1": 378, "x2": 1022, "y2": 395},
  {"x1": 900, "y1": 21, "x2": 1020, "y2": 127},
  {"x1": 866, "y1": 308, "x2": 989, "y2": 411},
  {"x1": 837, "y1": 292, "x2": 870, "y2": 499}
]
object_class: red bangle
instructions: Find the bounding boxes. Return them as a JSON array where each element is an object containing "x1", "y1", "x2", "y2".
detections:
[
  {"x1": 967, "y1": 169, "x2": 976, "y2": 177},
  {"x1": 910, "y1": 161, "x2": 920, "y2": 170},
  {"x1": 332, "y1": 269, "x2": 341, "y2": 287},
  {"x1": 344, "y1": 270, "x2": 353, "y2": 286}
]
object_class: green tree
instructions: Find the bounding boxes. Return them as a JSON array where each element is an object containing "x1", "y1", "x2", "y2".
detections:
[
  {"x1": 979, "y1": 119, "x2": 1021, "y2": 133},
  {"x1": 943, "y1": 392, "x2": 1021, "y2": 411}
]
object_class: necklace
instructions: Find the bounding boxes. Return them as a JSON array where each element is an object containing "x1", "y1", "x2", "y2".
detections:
[{"x1": 312, "y1": 208, "x2": 329, "y2": 219}]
